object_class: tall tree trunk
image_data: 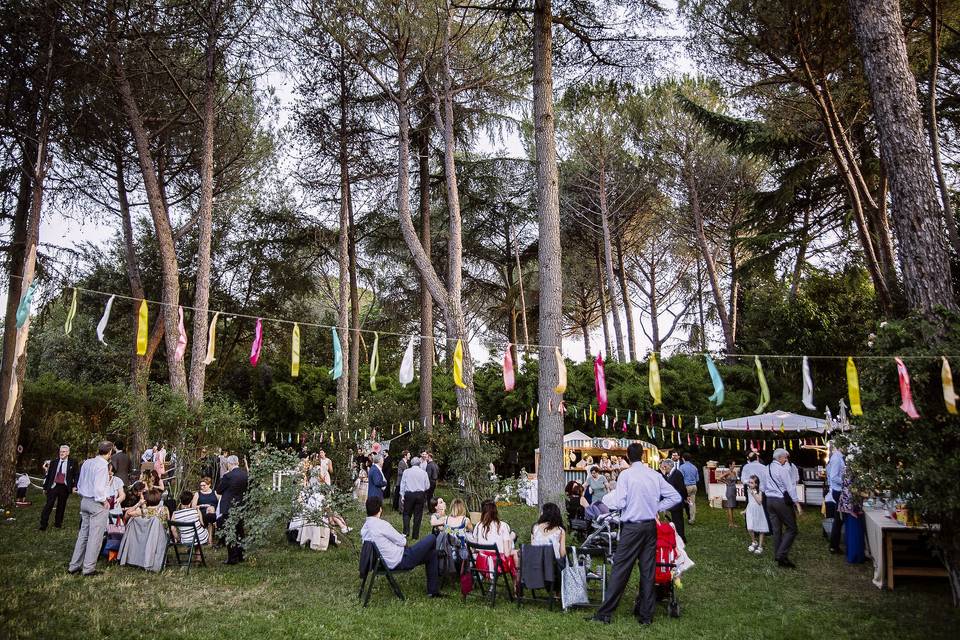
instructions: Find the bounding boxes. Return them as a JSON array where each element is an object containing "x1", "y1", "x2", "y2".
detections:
[
  {"x1": 848, "y1": 0, "x2": 956, "y2": 311},
  {"x1": 926, "y1": 0, "x2": 960, "y2": 257},
  {"x1": 695, "y1": 257, "x2": 706, "y2": 352},
  {"x1": 581, "y1": 321, "x2": 591, "y2": 357},
  {"x1": 417, "y1": 128, "x2": 433, "y2": 430},
  {"x1": 593, "y1": 243, "x2": 611, "y2": 357},
  {"x1": 187, "y1": 0, "x2": 220, "y2": 410},
  {"x1": 533, "y1": 0, "x2": 564, "y2": 507},
  {"x1": 727, "y1": 225, "x2": 739, "y2": 346},
  {"x1": 598, "y1": 159, "x2": 625, "y2": 362},
  {"x1": 511, "y1": 223, "x2": 530, "y2": 357},
  {"x1": 683, "y1": 161, "x2": 736, "y2": 353},
  {"x1": 348, "y1": 191, "x2": 360, "y2": 405},
  {"x1": 335, "y1": 50, "x2": 351, "y2": 423},
  {"x1": 648, "y1": 249, "x2": 661, "y2": 353},
  {"x1": 112, "y1": 50, "x2": 188, "y2": 394},
  {"x1": 789, "y1": 206, "x2": 810, "y2": 299},
  {"x1": 0, "y1": 33, "x2": 54, "y2": 506},
  {"x1": 614, "y1": 235, "x2": 635, "y2": 361},
  {"x1": 505, "y1": 227, "x2": 519, "y2": 365}
]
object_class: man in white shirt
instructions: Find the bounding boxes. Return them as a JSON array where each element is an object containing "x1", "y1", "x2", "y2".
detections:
[
  {"x1": 399, "y1": 456, "x2": 430, "y2": 539},
  {"x1": 360, "y1": 496, "x2": 441, "y2": 596},
  {"x1": 765, "y1": 448, "x2": 803, "y2": 568},
  {"x1": 68, "y1": 441, "x2": 114, "y2": 576}
]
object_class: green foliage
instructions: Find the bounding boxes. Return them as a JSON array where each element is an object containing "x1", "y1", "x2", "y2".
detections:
[{"x1": 223, "y1": 446, "x2": 300, "y2": 552}]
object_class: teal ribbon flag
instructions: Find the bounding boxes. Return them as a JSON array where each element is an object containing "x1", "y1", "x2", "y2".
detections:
[
  {"x1": 705, "y1": 354, "x2": 725, "y2": 406},
  {"x1": 330, "y1": 327, "x2": 343, "y2": 380}
]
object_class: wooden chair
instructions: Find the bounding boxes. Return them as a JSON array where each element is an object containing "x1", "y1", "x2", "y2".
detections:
[
  {"x1": 166, "y1": 520, "x2": 207, "y2": 572},
  {"x1": 358, "y1": 541, "x2": 411, "y2": 606},
  {"x1": 464, "y1": 541, "x2": 515, "y2": 607}
]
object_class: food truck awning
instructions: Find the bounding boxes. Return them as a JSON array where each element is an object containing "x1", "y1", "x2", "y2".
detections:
[{"x1": 698, "y1": 410, "x2": 829, "y2": 433}]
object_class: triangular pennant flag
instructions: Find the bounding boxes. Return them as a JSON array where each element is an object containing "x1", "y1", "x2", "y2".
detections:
[
  {"x1": 453, "y1": 339, "x2": 467, "y2": 389},
  {"x1": 174, "y1": 305, "x2": 188, "y2": 362},
  {"x1": 399, "y1": 335, "x2": 415, "y2": 386},
  {"x1": 136, "y1": 300, "x2": 148, "y2": 356},
  {"x1": 369, "y1": 332, "x2": 379, "y2": 390},
  {"x1": 291, "y1": 323, "x2": 301, "y2": 378},
  {"x1": 942, "y1": 357, "x2": 958, "y2": 415},
  {"x1": 754, "y1": 356, "x2": 770, "y2": 414},
  {"x1": 503, "y1": 343, "x2": 515, "y2": 392},
  {"x1": 801, "y1": 356, "x2": 816, "y2": 411},
  {"x1": 204, "y1": 312, "x2": 220, "y2": 365},
  {"x1": 705, "y1": 354, "x2": 724, "y2": 406},
  {"x1": 330, "y1": 327, "x2": 343, "y2": 379},
  {"x1": 64, "y1": 288, "x2": 78, "y2": 335},
  {"x1": 96, "y1": 295, "x2": 115, "y2": 345},
  {"x1": 648, "y1": 353, "x2": 662, "y2": 406},
  {"x1": 846, "y1": 357, "x2": 863, "y2": 416},
  {"x1": 250, "y1": 318, "x2": 263, "y2": 367},
  {"x1": 894, "y1": 357, "x2": 920, "y2": 419}
]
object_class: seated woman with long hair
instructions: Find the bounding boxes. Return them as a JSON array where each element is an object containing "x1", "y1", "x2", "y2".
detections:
[
  {"x1": 531, "y1": 502, "x2": 566, "y2": 560},
  {"x1": 471, "y1": 500, "x2": 518, "y2": 578}
]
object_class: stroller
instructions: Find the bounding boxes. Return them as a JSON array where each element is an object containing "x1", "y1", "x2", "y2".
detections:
[{"x1": 654, "y1": 520, "x2": 682, "y2": 618}]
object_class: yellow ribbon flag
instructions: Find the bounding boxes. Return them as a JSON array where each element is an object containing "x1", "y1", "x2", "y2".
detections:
[
  {"x1": 554, "y1": 347, "x2": 567, "y2": 394},
  {"x1": 649, "y1": 353, "x2": 662, "y2": 406},
  {"x1": 64, "y1": 288, "x2": 78, "y2": 335},
  {"x1": 136, "y1": 300, "x2": 148, "y2": 355},
  {"x1": 846, "y1": 357, "x2": 863, "y2": 416},
  {"x1": 942, "y1": 356, "x2": 958, "y2": 415},
  {"x1": 453, "y1": 339, "x2": 467, "y2": 388},
  {"x1": 369, "y1": 332, "x2": 380, "y2": 390},
  {"x1": 204, "y1": 312, "x2": 219, "y2": 365},
  {"x1": 291, "y1": 323, "x2": 301, "y2": 378}
]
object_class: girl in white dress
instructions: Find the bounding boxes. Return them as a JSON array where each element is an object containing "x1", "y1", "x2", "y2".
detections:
[{"x1": 744, "y1": 475, "x2": 769, "y2": 554}]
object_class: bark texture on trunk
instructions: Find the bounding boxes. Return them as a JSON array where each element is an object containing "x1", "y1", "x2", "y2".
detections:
[
  {"x1": 598, "y1": 159, "x2": 625, "y2": 362},
  {"x1": 615, "y1": 235, "x2": 635, "y2": 360},
  {"x1": 336, "y1": 56, "x2": 351, "y2": 423},
  {"x1": 417, "y1": 128, "x2": 433, "y2": 429},
  {"x1": 533, "y1": 0, "x2": 564, "y2": 507},
  {"x1": 594, "y1": 243, "x2": 611, "y2": 357},
  {"x1": 848, "y1": 0, "x2": 956, "y2": 311}
]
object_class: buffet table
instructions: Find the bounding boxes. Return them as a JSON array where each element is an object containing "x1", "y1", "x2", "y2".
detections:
[{"x1": 863, "y1": 508, "x2": 946, "y2": 590}]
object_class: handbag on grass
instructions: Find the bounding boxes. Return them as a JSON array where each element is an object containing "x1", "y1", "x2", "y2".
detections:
[{"x1": 561, "y1": 547, "x2": 590, "y2": 610}]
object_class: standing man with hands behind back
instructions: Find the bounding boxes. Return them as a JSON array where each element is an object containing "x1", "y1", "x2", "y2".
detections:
[
  {"x1": 68, "y1": 441, "x2": 113, "y2": 576},
  {"x1": 588, "y1": 443, "x2": 681, "y2": 626}
]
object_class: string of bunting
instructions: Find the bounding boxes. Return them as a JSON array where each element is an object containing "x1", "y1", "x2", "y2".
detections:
[{"x1": 12, "y1": 283, "x2": 960, "y2": 422}]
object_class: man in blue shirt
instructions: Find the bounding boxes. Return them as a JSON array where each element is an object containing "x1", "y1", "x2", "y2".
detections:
[
  {"x1": 587, "y1": 443, "x2": 681, "y2": 626},
  {"x1": 826, "y1": 445, "x2": 846, "y2": 553},
  {"x1": 678, "y1": 453, "x2": 700, "y2": 524}
]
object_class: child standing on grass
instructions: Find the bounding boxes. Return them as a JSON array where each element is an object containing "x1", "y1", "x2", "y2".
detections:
[{"x1": 745, "y1": 475, "x2": 769, "y2": 554}]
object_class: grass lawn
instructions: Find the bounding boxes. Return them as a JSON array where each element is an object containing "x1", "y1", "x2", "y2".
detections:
[{"x1": 1, "y1": 487, "x2": 957, "y2": 640}]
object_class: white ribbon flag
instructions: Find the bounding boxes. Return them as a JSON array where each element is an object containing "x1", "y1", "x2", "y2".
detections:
[
  {"x1": 96, "y1": 295, "x2": 115, "y2": 344},
  {"x1": 399, "y1": 335, "x2": 416, "y2": 387},
  {"x1": 802, "y1": 356, "x2": 816, "y2": 411}
]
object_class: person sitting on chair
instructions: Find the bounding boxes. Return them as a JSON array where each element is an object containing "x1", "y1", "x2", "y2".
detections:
[
  {"x1": 360, "y1": 496, "x2": 442, "y2": 597},
  {"x1": 125, "y1": 487, "x2": 169, "y2": 527},
  {"x1": 171, "y1": 490, "x2": 209, "y2": 546}
]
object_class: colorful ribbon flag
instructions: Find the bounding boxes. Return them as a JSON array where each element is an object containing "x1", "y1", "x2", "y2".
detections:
[
  {"x1": 942, "y1": 357, "x2": 958, "y2": 415},
  {"x1": 894, "y1": 357, "x2": 920, "y2": 419},
  {"x1": 204, "y1": 312, "x2": 219, "y2": 365},
  {"x1": 15, "y1": 281, "x2": 38, "y2": 328},
  {"x1": 801, "y1": 356, "x2": 816, "y2": 411},
  {"x1": 503, "y1": 343, "x2": 515, "y2": 392},
  {"x1": 595, "y1": 353, "x2": 608, "y2": 416},
  {"x1": 554, "y1": 346, "x2": 567, "y2": 394},
  {"x1": 399, "y1": 335, "x2": 415, "y2": 386},
  {"x1": 369, "y1": 332, "x2": 379, "y2": 390},
  {"x1": 174, "y1": 305, "x2": 188, "y2": 362},
  {"x1": 250, "y1": 318, "x2": 263, "y2": 367},
  {"x1": 705, "y1": 354, "x2": 724, "y2": 406},
  {"x1": 648, "y1": 353, "x2": 662, "y2": 406},
  {"x1": 330, "y1": 327, "x2": 343, "y2": 380},
  {"x1": 136, "y1": 300, "x2": 148, "y2": 356},
  {"x1": 64, "y1": 288, "x2": 77, "y2": 335},
  {"x1": 453, "y1": 339, "x2": 467, "y2": 389},
  {"x1": 846, "y1": 357, "x2": 862, "y2": 416},
  {"x1": 754, "y1": 356, "x2": 770, "y2": 413},
  {"x1": 291, "y1": 323, "x2": 301, "y2": 378},
  {"x1": 96, "y1": 295, "x2": 115, "y2": 345}
]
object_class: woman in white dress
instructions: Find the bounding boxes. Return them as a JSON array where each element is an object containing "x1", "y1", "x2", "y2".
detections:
[
  {"x1": 471, "y1": 500, "x2": 518, "y2": 577},
  {"x1": 530, "y1": 502, "x2": 566, "y2": 560},
  {"x1": 317, "y1": 450, "x2": 333, "y2": 485}
]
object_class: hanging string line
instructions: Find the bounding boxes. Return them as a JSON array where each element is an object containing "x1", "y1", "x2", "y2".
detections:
[{"x1": 15, "y1": 275, "x2": 960, "y2": 361}]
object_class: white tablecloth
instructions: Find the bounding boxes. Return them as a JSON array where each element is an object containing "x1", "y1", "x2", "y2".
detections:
[{"x1": 863, "y1": 508, "x2": 906, "y2": 589}]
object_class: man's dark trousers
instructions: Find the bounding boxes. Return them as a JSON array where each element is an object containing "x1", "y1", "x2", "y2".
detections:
[
  {"x1": 40, "y1": 484, "x2": 70, "y2": 529},
  {"x1": 767, "y1": 497, "x2": 798, "y2": 561},
  {"x1": 829, "y1": 489, "x2": 843, "y2": 550},
  {"x1": 595, "y1": 520, "x2": 657, "y2": 623},
  {"x1": 668, "y1": 508, "x2": 685, "y2": 542},
  {"x1": 402, "y1": 490, "x2": 426, "y2": 539},
  {"x1": 395, "y1": 533, "x2": 440, "y2": 594}
]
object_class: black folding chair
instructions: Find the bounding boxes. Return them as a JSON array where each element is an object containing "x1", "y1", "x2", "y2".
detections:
[
  {"x1": 515, "y1": 544, "x2": 561, "y2": 610},
  {"x1": 167, "y1": 520, "x2": 207, "y2": 572},
  {"x1": 464, "y1": 541, "x2": 515, "y2": 607},
  {"x1": 358, "y1": 541, "x2": 411, "y2": 606}
]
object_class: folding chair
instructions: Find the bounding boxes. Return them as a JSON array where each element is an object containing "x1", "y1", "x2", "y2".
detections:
[
  {"x1": 515, "y1": 544, "x2": 561, "y2": 610},
  {"x1": 358, "y1": 541, "x2": 410, "y2": 607},
  {"x1": 167, "y1": 520, "x2": 207, "y2": 572},
  {"x1": 465, "y1": 541, "x2": 515, "y2": 607}
]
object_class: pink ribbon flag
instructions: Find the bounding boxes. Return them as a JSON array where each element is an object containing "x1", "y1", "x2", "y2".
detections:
[
  {"x1": 894, "y1": 357, "x2": 920, "y2": 419},
  {"x1": 503, "y1": 344, "x2": 515, "y2": 392},
  {"x1": 594, "y1": 353, "x2": 608, "y2": 417},
  {"x1": 250, "y1": 318, "x2": 264, "y2": 367}
]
